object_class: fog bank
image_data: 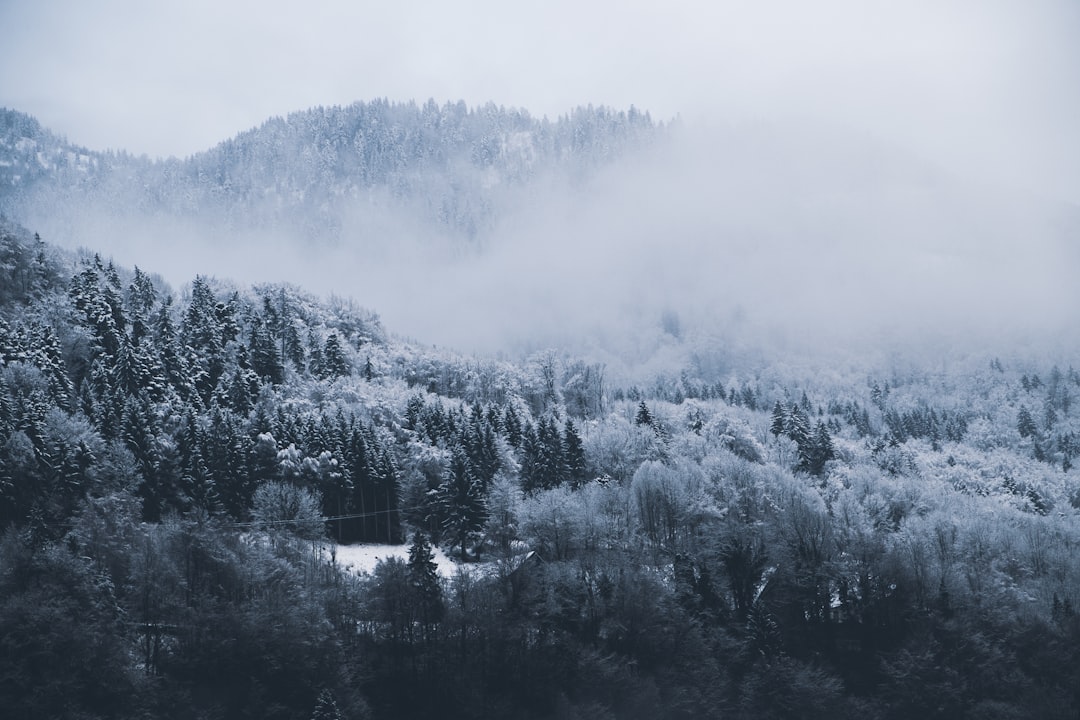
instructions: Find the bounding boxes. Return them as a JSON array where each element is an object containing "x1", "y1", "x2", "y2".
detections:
[{"x1": 36, "y1": 119, "x2": 1078, "y2": 374}]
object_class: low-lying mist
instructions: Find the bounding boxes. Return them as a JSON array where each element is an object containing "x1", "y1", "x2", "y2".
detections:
[{"x1": 31, "y1": 119, "x2": 1080, "y2": 378}]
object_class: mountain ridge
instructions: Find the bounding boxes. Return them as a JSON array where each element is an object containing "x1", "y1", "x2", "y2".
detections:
[{"x1": 0, "y1": 100, "x2": 662, "y2": 245}]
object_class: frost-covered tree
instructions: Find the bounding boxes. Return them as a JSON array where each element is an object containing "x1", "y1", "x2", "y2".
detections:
[
  {"x1": 436, "y1": 446, "x2": 486, "y2": 561},
  {"x1": 252, "y1": 480, "x2": 324, "y2": 541},
  {"x1": 321, "y1": 332, "x2": 350, "y2": 380}
]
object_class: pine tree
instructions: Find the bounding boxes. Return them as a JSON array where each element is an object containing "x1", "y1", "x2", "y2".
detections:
[
  {"x1": 503, "y1": 404, "x2": 522, "y2": 448},
  {"x1": 405, "y1": 395, "x2": 425, "y2": 432},
  {"x1": 154, "y1": 296, "x2": 193, "y2": 399},
  {"x1": 126, "y1": 266, "x2": 158, "y2": 321},
  {"x1": 785, "y1": 403, "x2": 811, "y2": 451},
  {"x1": 205, "y1": 406, "x2": 254, "y2": 519},
  {"x1": 635, "y1": 400, "x2": 654, "y2": 427},
  {"x1": 374, "y1": 448, "x2": 401, "y2": 543},
  {"x1": 1017, "y1": 406, "x2": 1037, "y2": 439},
  {"x1": 535, "y1": 416, "x2": 567, "y2": 489},
  {"x1": 437, "y1": 446, "x2": 486, "y2": 561},
  {"x1": 184, "y1": 447, "x2": 219, "y2": 514},
  {"x1": 26, "y1": 322, "x2": 73, "y2": 408},
  {"x1": 564, "y1": 418, "x2": 586, "y2": 488},
  {"x1": 407, "y1": 530, "x2": 444, "y2": 630},
  {"x1": 770, "y1": 401, "x2": 786, "y2": 439},
  {"x1": 322, "y1": 333, "x2": 350, "y2": 379},
  {"x1": 519, "y1": 422, "x2": 540, "y2": 494},
  {"x1": 311, "y1": 690, "x2": 343, "y2": 720},
  {"x1": 803, "y1": 421, "x2": 835, "y2": 477},
  {"x1": 464, "y1": 417, "x2": 500, "y2": 490},
  {"x1": 248, "y1": 317, "x2": 284, "y2": 384},
  {"x1": 306, "y1": 329, "x2": 324, "y2": 378},
  {"x1": 182, "y1": 277, "x2": 225, "y2": 404},
  {"x1": 1043, "y1": 398, "x2": 1057, "y2": 432}
]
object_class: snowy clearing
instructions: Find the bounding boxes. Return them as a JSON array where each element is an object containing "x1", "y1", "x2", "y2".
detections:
[{"x1": 332, "y1": 542, "x2": 459, "y2": 578}]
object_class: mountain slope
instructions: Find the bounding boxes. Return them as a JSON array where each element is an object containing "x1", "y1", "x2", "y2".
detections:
[
  {"x1": 2, "y1": 219, "x2": 1080, "y2": 719},
  {"x1": 0, "y1": 101, "x2": 660, "y2": 246}
]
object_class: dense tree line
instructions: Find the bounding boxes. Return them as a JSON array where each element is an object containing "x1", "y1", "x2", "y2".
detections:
[{"x1": 2, "y1": 223, "x2": 1080, "y2": 718}]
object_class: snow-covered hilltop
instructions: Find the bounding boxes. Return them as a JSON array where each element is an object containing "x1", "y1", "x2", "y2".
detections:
[{"x1": 0, "y1": 101, "x2": 660, "y2": 246}]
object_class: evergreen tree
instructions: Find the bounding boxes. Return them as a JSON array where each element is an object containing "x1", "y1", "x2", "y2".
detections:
[
  {"x1": 564, "y1": 418, "x2": 586, "y2": 488},
  {"x1": 802, "y1": 421, "x2": 835, "y2": 477},
  {"x1": 535, "y1": 415, "x2": 567, "y2": 489},
  {"x1": 465, "y1": 417, "x2": 500, "y2": 489},
  {"x1": 182, "y1": 277, "x2": 225, "y2": 404},
  {"x1": 519, "y1": 422, "x2": 540, "y2": 494},
  {"x1": 184, "y1": 447, "x2": 218, "y2": 514},
  {"x1": 1017, "y1": 406, "x2": 1037, "y2": 439},
  {"x1": 770, "y1": 401, "x2": 787, "y2": 439},
  {"x1": 26, "y1": 322, "x2": 73, "y2": 408},
  {"x1": 205, "y1": 406, "x2": 254, "y2": 519},
  {"x1": 154, "y1": 296, "x2": 192, "y2": 399},
  {"x1": 437, "y1": 446, "x2": 486, "y2": 561},
  {"x1": 1044, "y1": 398, "x2": 1057, "y2": 432},
  {"x1": 404, "y1": 395, "x2": 424, "y2": 431},
  {"x1": 322, "y1": 333, "x2": 350, "y2": 380},
  {"x1": 248, "y1": 317, "x2": 284, "y2": 384},
  {"x1": 126, "y1": 266, "x2": 157, "y2": 324},
  {"x1": 785, "y1": 403, "x2": 811, "y2": 452},
  {"x1": 373, "y1": 448, "x2": 401, "y2": 543},
  {"x1": 311, "y1": 689, "x2": 343, "y2": 720},
  {"x1": 407, "y1": 530, "x2": 444, "y2": 630},
  {"x1": 503, "y1": 404, "x2": 523, "y2": 448},
  {"x1": 635, "y1": 400, "x2": 654, "y2": 427},
  {"x1": 306, "y1": 329, "x2": 324, "y2": 378}
]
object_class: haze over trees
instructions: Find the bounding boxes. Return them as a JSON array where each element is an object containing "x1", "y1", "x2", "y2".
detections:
[
  {"x1": 0, "y1": 101, "x2": 658, "y2": 248},
  {"x1": 1, "y1": 100, "x2": 1080, "y2": 719}
]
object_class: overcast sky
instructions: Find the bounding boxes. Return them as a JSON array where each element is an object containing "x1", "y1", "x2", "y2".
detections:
[{"x1": 2, "y1": 0, "x2": 1078, "y2": 202}]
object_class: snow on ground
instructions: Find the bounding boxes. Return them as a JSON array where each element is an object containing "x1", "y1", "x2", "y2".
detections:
[{"x1": 332, "y1": 543, "x2": 459, "y2": 578}]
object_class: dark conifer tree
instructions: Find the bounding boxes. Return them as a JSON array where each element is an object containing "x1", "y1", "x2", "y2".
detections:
[
  {"x1": 635, "y1": 400, "x2": 654, "y2": 427},
  {"x1": 503, "y1": 404, "x2": 523, "y2": 448},
  {"x1": 407, "y1": 530, "x2": 444, "y2": 631},
  {"x1": 770, "y1": 401, "x2": 787, "y2": 439},
  {"x1": 1018, "y1": 406, "x2": 1037, "y2": 439},
  {"x1": 154, "y1": 296, "x2": 193, "y2": 399},
  {"x1": 564, "y1": 418, "x2": 586, "y2": 488},
  {"x1": 248, "y1": 317, "x2": 284, "y2": 384},
  {"x1": 535, "y1": 415, "x2": 567, "y2": 489},
  {"x1": 785, "y1": 403, "x2": 811, "y2": 453},
  {"x1": 182, "y1": 277, "x2": 225, "y2": 404},
  {"x1": 373, "y1": 447, "x2": 401, "y2": 543},
  {"x1": 184, "y1": 446, "x2": 218, "y2": 514},
  {"x1": 322, "y1": 333, "x2": 350, "y2": 380},
  {"x1": 803, "y1": 421, "x2": 835, "y2": 477},
  {"x1": 311, "y1": 690, "x2": 344, "y2": 720},
  {"x1": 405, "y1": 395, "x2": 424, "y2": 431},
  {"x1": 437, "y1": 446, "x2": 486, "y2": 560},
  {"x1": 306, "y1": 329, "x2": 324, "y2": 379},
  {"x1": 205, "y1": 406, "x2": 254, "y2": 519},
  {"x1": 519, "y1": 421, "x2": 540, "y2": 494},
  {"x1": 465, "y1": 417, "x2": 500, "y2": 490}
]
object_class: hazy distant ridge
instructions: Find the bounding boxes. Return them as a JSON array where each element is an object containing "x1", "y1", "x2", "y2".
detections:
[{"x1": 0, "y1": 101, "x2": 660, "y2": 243}]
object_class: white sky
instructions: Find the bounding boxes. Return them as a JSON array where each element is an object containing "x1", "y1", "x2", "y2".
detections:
[{"x1": 1, "y1": 0, "x2": 1078, "y2": 201}]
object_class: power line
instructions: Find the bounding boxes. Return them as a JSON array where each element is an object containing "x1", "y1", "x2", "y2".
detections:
[
  {"x1": 28, "y1": 505, "x2": 428, "y2": 532},
  {"x1": 226, "y1": 505, "x2": 426, "y2": 529}
]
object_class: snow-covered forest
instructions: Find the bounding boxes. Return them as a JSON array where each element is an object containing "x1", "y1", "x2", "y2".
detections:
[
  {"x1": 2, "y1": 100, "x2": 1080, "y2": 719},
  {"x1": 0, "y1": 102, "x2": 658, "y2": 246}
]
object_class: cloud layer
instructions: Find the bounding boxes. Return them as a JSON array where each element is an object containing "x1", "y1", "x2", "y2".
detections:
[{"x1": 2, "y1": 1, "x2": 1078, "y2": 201}]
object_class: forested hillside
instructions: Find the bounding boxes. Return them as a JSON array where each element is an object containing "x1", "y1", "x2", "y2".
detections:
[
  {"x1": 0, "y1": 102, "x2": 659, "y2": 247},
  {"x1": 2, "y1": 220, "x2": 1079, "y2": 719}
]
